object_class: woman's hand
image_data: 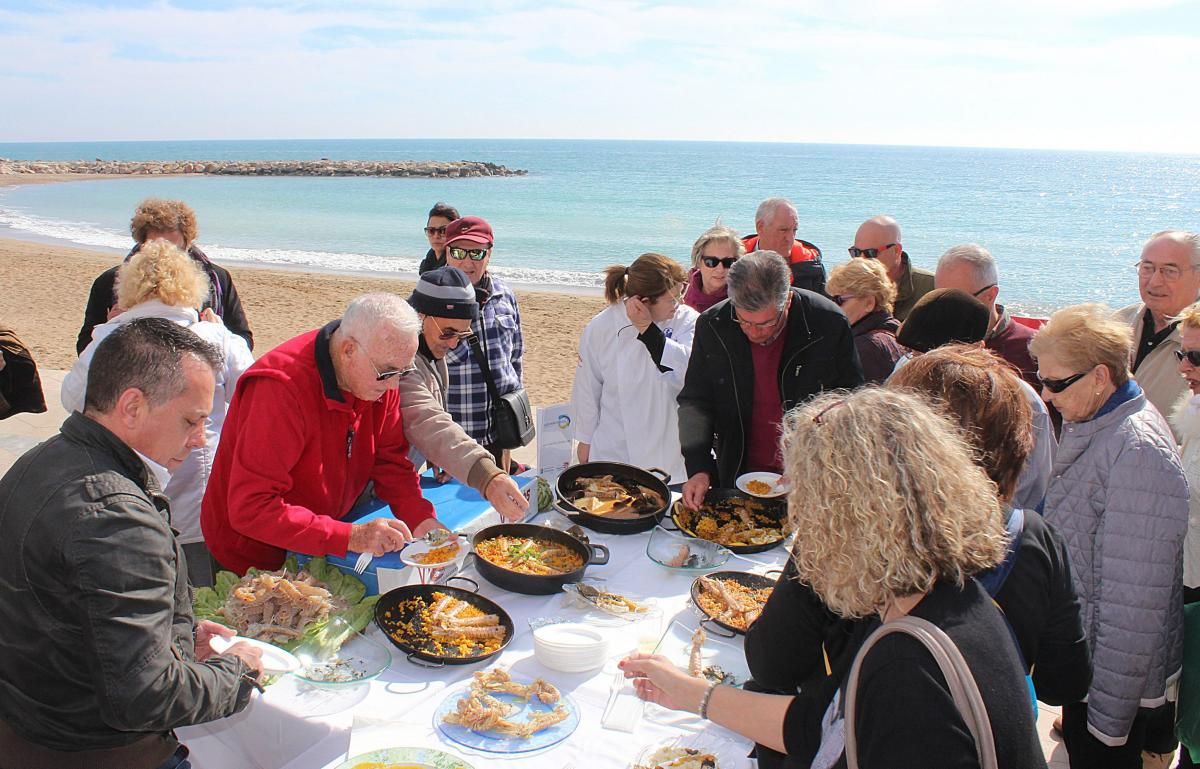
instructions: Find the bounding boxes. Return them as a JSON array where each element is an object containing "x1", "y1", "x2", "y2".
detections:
[
  {"x1": 577, "y1": 442, "x2": 591, "y2": 464},
  {"x1": 624, "y1": 297, "x2": 654, "y2": 334},
  {"x1": 619, "y1": 653, "x2": 709, "y2": 713}
]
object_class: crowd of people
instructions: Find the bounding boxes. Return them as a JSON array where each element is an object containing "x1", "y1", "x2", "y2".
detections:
[{"x1": 0, "y1": 192, "x2": 1198, "y2": 769}]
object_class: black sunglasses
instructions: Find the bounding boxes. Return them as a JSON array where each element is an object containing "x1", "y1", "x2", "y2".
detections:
[
  {"x1": 447, "y1": 246, "x2": 489, "y2": 262},
  {"x1": 848, "y1": 243, "x2": 897, "y2": 259},
  {"x1": 701, "y1": 256, "x2": 738, "y2": 269},
  {"x1": 424, "y1": 225, "x2": 448, "y2": 236},
  {"x1": 430, "y1": 316, "x2": 473, "y2": 342},
  {"x1": 831, "y1": 294, "x2": 852, "y2": 306},
  {"x1": 1038, "y1": 370, "x2": 1088, "y2": 394},
  {"x1": 1176, "y1": 349, "x2": 1200, "y2": 367}
]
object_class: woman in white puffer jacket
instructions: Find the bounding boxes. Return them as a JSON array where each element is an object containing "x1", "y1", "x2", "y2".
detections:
[{"x1": 63, "y1": 240, "x2": 254, "y2": 587}]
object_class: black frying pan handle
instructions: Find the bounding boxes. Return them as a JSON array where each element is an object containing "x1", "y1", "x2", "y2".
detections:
[
  {"x1": 406, "y1": 652, "x2": 446, "y2": 669},
  {"x1": 765, "y1": 568, "x2": 784, "y2": 579},
  {"x1": 645, "y1": 467, "x2": 671, "y2": 483},
  {"x1": 700, "y1": 617, "x2": 737, "y2": 639},
  {"x1": 444, "y1": 575, "x2": 479, "y2": 592},
  {"x1": 587, "y1": 543, "x2": 610, "y2": 566}
]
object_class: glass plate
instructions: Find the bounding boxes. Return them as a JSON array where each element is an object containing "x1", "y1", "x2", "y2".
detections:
[
  {"x1": 335, "y1": 746, "x2": 474, "y2": 769},
  {"x1": 433, "y1": 677, "x2": 580, "y2": 754}
]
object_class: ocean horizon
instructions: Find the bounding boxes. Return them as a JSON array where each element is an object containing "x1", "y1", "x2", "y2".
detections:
[{"x1": 2, "y1": 138, "x2": 1198, "y2": 316}]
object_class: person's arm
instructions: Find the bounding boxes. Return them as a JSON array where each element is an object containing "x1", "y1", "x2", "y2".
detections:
[
  {"x1": 221, "y1": 378, "x2": 355, "y2": 556},
  {"x1": 1025, "y1": 515, "x2": 1092, "y2": 705},
  {"x1": 656, "y1": 308, "x2": 698, "y2": 388},
  {"x1": 60, "y1": 341, "x2": 97, "y2": 413},
  {"x1": 220, "y1": 332, "x2": 255, "y2": 410},
  {"x1": 212, "y1": 264, "x2": 253, "y2": 351},
  {"x1": 745, "y1": 560, "x2": 839, "y2": 689},
  {"x1": 676, "y1": 317, "x2": 719, "y2": 480},
  {"x1": 397, "y1": 370, "x2": 502, "y2": 492},
  {"x1": 1086, "y1": 437, "x2": 1189, "y2": 740},
  {"x1": 369, "y1": 393, "x2": 436, "y2": 532},
  {"x1": 507, "y1": 291, "x2": 523, "y2": 384},
  {"x1": 77, "y1": 269, "x2": 116, "y2": 355},
  {"x1": 1012, "y1": 398, "x2": 1054, "y2": 511},
  {"x1": 570, "y1": 320, "x2": 602, "y2": 451},
  {"x1": 68, "y1": 496, "x2": 253, "y2": 730}
]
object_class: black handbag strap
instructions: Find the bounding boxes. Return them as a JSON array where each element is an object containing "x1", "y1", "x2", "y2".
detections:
[{"x1": 465, "y1": 332, "x2": 504, "y2": 403}]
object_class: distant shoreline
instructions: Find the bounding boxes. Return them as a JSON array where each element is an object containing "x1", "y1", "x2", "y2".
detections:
[{"x1": 0, "y1": 158, "x2": 525, "y2": 179}]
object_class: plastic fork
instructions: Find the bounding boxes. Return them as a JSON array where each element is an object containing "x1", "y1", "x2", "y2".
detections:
[{"x1": 352, "y1": 551, "x2": 372, "y2": 575}]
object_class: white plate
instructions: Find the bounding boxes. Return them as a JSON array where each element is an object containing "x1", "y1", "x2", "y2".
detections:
[
  {"x1": 735, "y1": 472, "x2": 786, "y2": 498},
  {"x1": 209, "y1": 635, "x2": 301, "y2": 674},
  {"x1": 398, "y1": 538, "x2": 463, "y2": 568}
]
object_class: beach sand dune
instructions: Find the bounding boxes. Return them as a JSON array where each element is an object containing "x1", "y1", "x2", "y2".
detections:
[{"x1": 0, "y1": 236, "x2": 604, "y2": 409}]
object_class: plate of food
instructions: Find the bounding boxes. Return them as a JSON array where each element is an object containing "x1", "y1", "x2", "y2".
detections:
[
  {"x1": 562, "y1": 581, "x2": 655, "y2": 620},
  {"x1": 292, "y1": 616, "x2": 393, "y2": 687},
  {"x1": 335, "y1": 746, "x2": 474, "y2": 769},
  {"x1": 193, "y1": 556, "x2": 379, "y2": 653},
  {"x1": 735, "y1": 472, "x2": 786, "y2": 499},
  {"x1": 399, "y1": 538, "x2": 464, "y2": 569},
  {"x1": 375, "y1": 584, "x2": 513, "y2": 665},
  {"x1": 645, "y1": 525, "x2": 732, "y2": 571},
  {"x1": 653, "y1": 620, "x2": 749, "y2": 687},
  {"x1": 434, "y1": 668, "x2": 579, "y2": 753},
  {"x1": 208, "y1": 635, "x2": 301, "y2": 674},
  {"x1": 668, "y1": 489, "x2": 786, "y2": 554},
  {"x1": 631, "y1": 733, "x2": 746, "y2": 769},
  {"x1": 689, "y1": 571, "x2": 775, "y2": 636}
]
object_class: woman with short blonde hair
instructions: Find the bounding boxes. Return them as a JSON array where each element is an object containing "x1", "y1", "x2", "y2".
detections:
[
  {"x1": 1032, "y1": 303, "x2": 1188, "y2": 764},
  {"x1": 683, "y1": 224, "x2": 745, "y2": 313},
  {"x1": 825, "y1": 258, "x2": 905, "y2": 383},
  {"x1": 116, "y1": 240, "x2": 209, "y2": 311},
  {"x1": 619, "y1": 388, "x2": 1046, "y2": 768},
  {"x1": 572, "y1": 253, "x2": 697, "y2": 482}
]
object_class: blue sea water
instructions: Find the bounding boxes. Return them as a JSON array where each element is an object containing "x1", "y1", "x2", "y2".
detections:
[{"x1": 1, "y1": 139, "x2": 1199, "y2": 315}]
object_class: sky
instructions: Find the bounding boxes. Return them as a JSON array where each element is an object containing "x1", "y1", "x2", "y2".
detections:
[{"x1": 0, "y1": 0, "x2": 1198, "y2": 152}]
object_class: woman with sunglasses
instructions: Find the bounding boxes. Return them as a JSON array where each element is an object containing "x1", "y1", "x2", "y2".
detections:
[
  {"x1": 571, "y1": 253, "x2": 696, "y2": 483},
  {"x1": 1030, "y1": 303, "x2": 1189, "y2": 769},
  {"x1": 417, "y1": 201, "x2": 459, "y2": 274},
  {"x1": 824, "y1": 258, "x2": 905, "y2": 384},
  {"x1": 682, "y1": 224, "x2": 745, "y2": 313}
]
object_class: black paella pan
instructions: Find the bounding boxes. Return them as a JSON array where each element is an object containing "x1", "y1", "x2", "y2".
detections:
[
  {"x1": 690, "y1": 570, "x2": 779, "y2": 637},
  {"x1": 471, "y1": 522, "x2": 610, "y2": 595},
  {"x1": 553, "y1": 461, "x2": 672, "y2": 535},
  {"x1": 666, "y1": 487, "x2": 787, "y2": 554},
  {"x1": 374, "y1": 578, "x2": 514, "y2": 666}
]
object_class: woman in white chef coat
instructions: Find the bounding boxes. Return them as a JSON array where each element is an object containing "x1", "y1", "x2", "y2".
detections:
[{"x1": 571, "y1": 252, "x2": 697, "y2": 484}]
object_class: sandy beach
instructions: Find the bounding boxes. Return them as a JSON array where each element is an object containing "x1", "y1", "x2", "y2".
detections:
[{"x1": 0, "y1": 223, "x2": 604, "y2": 409}]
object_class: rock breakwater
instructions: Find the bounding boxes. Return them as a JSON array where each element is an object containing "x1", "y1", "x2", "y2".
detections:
[{"x1": 0, "y1": 158, "x2": 526, "y2": 178}]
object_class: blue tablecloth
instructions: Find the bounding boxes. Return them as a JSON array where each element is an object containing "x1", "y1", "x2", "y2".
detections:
[{"x1": 294, "y1": 471, "x2": 535, "y2": 594}]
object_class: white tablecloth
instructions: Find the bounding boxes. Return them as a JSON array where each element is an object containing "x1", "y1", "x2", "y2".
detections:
[{"x1": 178, "y1": 509, "x2": 787, "y2": 769}]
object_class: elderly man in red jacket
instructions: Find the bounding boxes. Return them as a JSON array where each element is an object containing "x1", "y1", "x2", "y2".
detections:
[{"x1": 202, "y1": 293, "x2": 447, "y2": 574}]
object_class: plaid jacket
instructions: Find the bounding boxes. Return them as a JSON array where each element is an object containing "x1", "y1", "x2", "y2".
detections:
[{"x1": 444, "y1": 274, "x2": 524, "y2": 445}]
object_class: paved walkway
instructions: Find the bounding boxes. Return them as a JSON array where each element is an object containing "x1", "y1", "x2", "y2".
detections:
[{"x1": 0, "y1": 369, "x2": 1069, "y2": 766}]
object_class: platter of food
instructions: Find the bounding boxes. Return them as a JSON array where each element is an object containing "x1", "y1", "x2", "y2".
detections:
[
  {"x1": 631, "y1": 733, "x2": 745, "y2": 769},
  {"x1": 653, "y1": 621, "x2": 749, "y2": 687},
  {"x1": 689, "y1": 571, "x2": 775, "y2": 636},
  {"x1": 193, "y1": 556, "x2": 378, "y2": 652},
  {"x1": 471, "y1": 523, "x2": 609, "y2": 595},
  {"x1": 554, "y1": 461, "x2": 672, "y2": 534},
  {"x1": 434, "y1": 668, "x2": 579, "y2": 753},
  {"x1": 668, "y1": 489, "x2": 786, "y2": 554},
  {"x1": 335, "y1": 746, "x2": 474, "y2": 769},
  {"x1": 400, "y1": 538, "x2": 463, "y2": 569},
  {"x1": 375, "y1": 583, "x2": 513, "y2": 665},
  {"x1": 734, "y1": 472, "x2": 786, "y2": 499},
  {"x1": 645, "y1": 525, "x2": 732, "y2": 571},
  {"x1": 562, "y1": 582, "x2": 654, "y2": 619}
]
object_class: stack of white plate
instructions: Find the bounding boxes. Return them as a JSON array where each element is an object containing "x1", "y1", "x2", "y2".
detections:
[{"x1": 532, "y1": 623, "x2": 610, "y2": 672}]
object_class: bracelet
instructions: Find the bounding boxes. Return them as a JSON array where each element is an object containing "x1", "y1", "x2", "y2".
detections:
[{"x1": 698, "y1": 681, "x2": 720, "y2": 720}]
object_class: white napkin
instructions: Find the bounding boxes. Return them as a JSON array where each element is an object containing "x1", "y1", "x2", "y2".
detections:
[{"x1": 601, "y1": 668, "x2": 644, "y2": 732}]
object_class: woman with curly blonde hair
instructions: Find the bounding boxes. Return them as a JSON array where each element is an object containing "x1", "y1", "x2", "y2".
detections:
[
  {"x1": 621, "y1": 388, "x2": 1045, "y2": 768},
  {"x1": 825, "y1": 257, "x2": 905, "y2": 382},
  {"x1": 62, "y1": 240, "x2": 254, "y2": 587},
  {"x1": 76, "y1": 198, "x2": 253, "y2": 355}
]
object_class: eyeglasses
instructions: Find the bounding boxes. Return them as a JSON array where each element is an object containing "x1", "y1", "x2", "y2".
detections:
[
  {"x1": 848, "y1": 243, "x2": 897, "y2": 259},
  {"x1": 424, "y1": 225, "x2": 448, "y2": 236},
  {"x1": 831, "y1": 294, "x2": 853, "y2": 306},
  {"x1": 1135, "y1": 261, "x2": 1197, "y2": 282},
  {"x1": 701, "y1": 255, "x2": 738, "y2": 269},
  {"x1": 430, "y1": 315, "x2": 473, "y2": 341},
  {"x1": 1038, "y1": 370, "x2": 1088, "y2": 394},
  {"x1": 351, "y1": 337, "x2": 416, "y2": 382},
  {"x1": 732, "y1": 306, "x2": 784, "y2": 330},
  {"x1": 972, "y1": 283, "x2": 997, "y2": 298},
  {"x1": 1176, "y1": 349, "x2": 1200, "y2": 367},
  {"x1": 447, "y1": 246, "x2": 489, "y2": 262}
]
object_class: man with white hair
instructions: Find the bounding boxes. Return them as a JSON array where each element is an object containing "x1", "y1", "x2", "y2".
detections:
[
  {"x1": 743, "y1": 197, "x2": 826, "y2": 294},
  {"x1": 1115, "y1": 230, "x2": 1200, "y2": 427},
  {"x1": 202, "y1": 293, "x2": 448, "y2": 574},
  {"x1": 934, "y1": 243, "x2": 1038, "y2": 389},
  {"x1": 850, "y1": 215, "x2": 934, "y2": 320}
]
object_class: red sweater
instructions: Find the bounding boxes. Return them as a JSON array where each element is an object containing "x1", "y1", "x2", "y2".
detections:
[{"x1": 201, "y1": 322, "x2": 434, "y2": 574}]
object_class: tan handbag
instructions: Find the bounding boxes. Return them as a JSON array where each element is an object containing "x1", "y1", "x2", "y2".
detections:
[{"x1": 844, "y1": 615, "x2": 999, "y2": 769}]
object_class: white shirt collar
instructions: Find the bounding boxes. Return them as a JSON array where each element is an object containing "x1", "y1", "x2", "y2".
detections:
[{"x1": 133, "y1": 449, "x2": 172, "y2": 491}]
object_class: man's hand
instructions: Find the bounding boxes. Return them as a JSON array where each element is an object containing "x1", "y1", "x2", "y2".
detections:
[
  {"x1": 624, "y1": 297, "x2": 654, "y2": 334},
  {"x1": 194, "y1": 620, "x2": 234, "y2": 662},
  {"x1": 682, "y1": 472, "x2": 711, "y2": 510},
  {"x1": 432, "y1": 465, "x2": 452, "y2": 484},
  {"x1": 225, "y1": 642, "x2": 264, "y2": 678},
  {"x1": 348, "y1": 518, "x2": 413, "y2": 556},
  {"x1": 485, "y1": 473, "x2": 530, "y2": 522},
  {"x1": 412, "y1": 517, "x2": 450, "y2": 541}
]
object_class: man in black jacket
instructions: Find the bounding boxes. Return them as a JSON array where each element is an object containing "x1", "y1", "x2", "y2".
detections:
[
  {"x1": 0, "y1": 318, "x2": 262, "y2": 769},
  {"x1": 677, "y1": 250, "x2": 863, "y2": 508}
]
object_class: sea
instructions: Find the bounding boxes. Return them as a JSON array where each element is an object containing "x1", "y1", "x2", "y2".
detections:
[{"x1": 1, "y1": 139, "x2": 1199, "y2": 315}]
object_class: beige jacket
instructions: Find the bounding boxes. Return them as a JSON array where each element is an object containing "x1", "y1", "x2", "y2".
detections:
[
  {"x1": 400, "y1": 345, "x2": 504, "y2": 494},
  {"x1": 1116, "y1": 303, "x2": 1189, "y2": 438}
]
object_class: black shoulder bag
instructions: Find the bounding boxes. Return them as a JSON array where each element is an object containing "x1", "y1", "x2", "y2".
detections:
[{"x1": 465, "y1": 332, "x2": 535, "y2": 450}]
